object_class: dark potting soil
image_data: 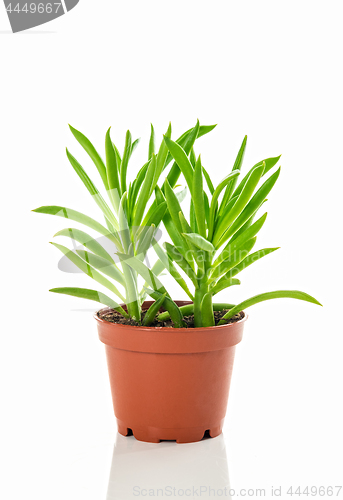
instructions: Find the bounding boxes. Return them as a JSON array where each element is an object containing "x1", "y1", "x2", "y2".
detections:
[{"x1": 98, "y1": 308, "x2": 244, "y2": 328}]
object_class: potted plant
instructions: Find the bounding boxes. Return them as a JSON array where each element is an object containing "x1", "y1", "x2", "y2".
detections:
[{"x1": 34, "y1": 122, "x2": 321, "y2": 444}]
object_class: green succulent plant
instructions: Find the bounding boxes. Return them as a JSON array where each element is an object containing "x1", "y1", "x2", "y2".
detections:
[
  {"x1": 33, "y1": 121, "x2": 216, "y2": 327},
  {"x1": 34, "y1": 122, "x2": 321, "y2": 328},
  {"x1": 149, "y1": 135, "x2": 322, "y2": 327}
]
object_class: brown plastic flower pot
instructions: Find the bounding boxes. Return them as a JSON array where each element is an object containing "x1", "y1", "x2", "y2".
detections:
[{"x1": 95, "y1": 301, "x2": 247, "y2": 444}]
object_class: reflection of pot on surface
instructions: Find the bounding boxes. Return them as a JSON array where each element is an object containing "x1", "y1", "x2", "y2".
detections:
[{"x1": 106, "y1": 433, "x2": 231, "y2": 500}]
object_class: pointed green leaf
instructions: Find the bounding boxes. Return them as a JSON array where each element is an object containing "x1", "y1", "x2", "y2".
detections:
[
  {"x1": 182, "y1": 233, "x2": 214, "y2": 253},
  {"x1": 164, "y1": 242, "x2": 198, "y2": 286},
  {"x1": 133, "y1": 155, "x2": 157, "y2": 227},
  {"x1": 166, "y1": 120, "x2": 199, "y2": 188},
  {"x1": 50, "y1": 242, "x2": 125, "y2": 300},
  {"x1": 69, "y1": 125, "x2": 108, "y2": 190},
  {"x1": 211, "y1": 278, "x2": 241, "y2": 295},
  {"x1": 143, "y1": 288, "x2": 185, "y2": 328},
  {"x1": 220, "y1": 167, "x2": 281, "y2": 245},
  {"x1": 54, "y1": 227, "x2": 115, "y2": 263},
  {"x1": 153, "y1": 123, "x2": 172, "y2": 190},
  {"x1": 193, "y1": 156, "x2": 206, "y2": 237},
  {"x1": 76, "y1": 249, "x2": 124, "y2": 286},
  {"x1": 218, "y1": 290, "x2": 322, "y2": 323},
  {"x1": 142, "y1": 293, "x2": 167, "y2": 326},
  {"x1": 219, "y1": 135, "x2": 247, "y2": 214},
  {"x1": 66, "y1": 148, "x2": 119, "y2": 231},
  {"x1": 148, "y1": 123, "x2": 155, "y2": 160},
  {"x1": 213, "y1": 165, "x2": 264, "y2": 248},
  {"x1": 32, "y1": 206, "x2": 119, "y2": 245},
  {"x1": 105, "y1": 127, "x2": 121, "y2": 212},
  {"x1": 210, "y1": 237, "x2": 257, "y2": 281},
  {"x1": 118, "y1": 192, "x2": 131, "y2": 252},
  {"x1": 213, "y1": 213, "x2": 268, "y2": 268},
  {"x1": 120, "y1": 130, "x2": 132, "y2": 194},
  {"x1": 232, "y1": 155, "x2": 281, "y2": 200},
  {"x1": 164, "y1": 179, "x2": 184, "y2": 234},
  {"x1": 208, "y1": 170, "x2": 241, "y2": 239},
  {"x1": 49, "y1": 287, "x2": 129, "y2": 318},
  {"x1": 227, "y1": 247, "x2": 280, "y2": 277},
  {"x1": 202, "y1": 165, "x2": 215, "y2": 194},
  {"x1": 116, "y1": 253, "x2": 171, "y2": 298},
  {"x1": 164, "y1": 136, "x2": 194, "y2": 194},
  {"x1": 152, "y1": 240, "x2": 194, "y2": 300}
]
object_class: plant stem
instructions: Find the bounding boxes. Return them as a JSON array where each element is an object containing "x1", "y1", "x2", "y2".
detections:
[
  {"x1": 121, "y1": 262, "x2": 140, "y2": 321},
  {"x1": 194, "y1": 280, "x2": 208, "y2": 327}
]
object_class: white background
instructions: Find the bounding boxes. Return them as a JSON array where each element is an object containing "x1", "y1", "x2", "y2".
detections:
[{"x1": 1, "y1": 1, "x2": 342, "y2": 499}]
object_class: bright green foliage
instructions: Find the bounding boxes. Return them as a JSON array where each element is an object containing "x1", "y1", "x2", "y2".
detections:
[
  {"x1": 158, "y1": 135, "x2": 321, "y2": 327},
  {"x1": 34, "y1": 123, "x2": 321, "y2": 328},
  {"x1": 34, "y1": 121, "x2": 215, "y2": 325}
]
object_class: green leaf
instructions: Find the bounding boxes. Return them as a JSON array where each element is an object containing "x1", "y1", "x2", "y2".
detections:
[
  {"x1": 182, "y1": 233, "x2": 215, "y2": 253},
  {"x1": 210, "y1": 237, "x2": 257, "y2": 281},
  {"x1": 143, "y1": 288, "x2": 185, "y2": 328},
  {"x1": 50, "y1": 242, "x2": 125, "y2": 300},
  {"x1": 227, "y1": 247, "x2": 280, "y2": 278},
  {"x1": 141, "y1": 201, "x2": 167, "y2": 229},
  {"x1": 66, "y1": 148, "x2": 119, "y2": 231},
  {"x1": 164, "y1": 242, "x2": 198, "y2": 286},
  {"x1": 69, "y1": 125, "x2": 108, "y2": 190},
  {"x1": 136, "y1": 225, "x2": 156, "y2": 258},
  {"x1": 232, "y1": 155, "x2": 281, "y2": 200},
  {"x1": 164, "y1": 136, "x2": 194, "y2": 194},
  {"x1": 163, "y1": 210, "x2": 193, "y2": 266},
  {"x1": 129, "y1": 161, "x2": 150, "y2": 210},
  {"x1": 120, "y1": 130, "x2": 132, "y2": 194},
  {"x1": 54, "y1": 227, "x2": 115, "y2": 263},
  {"x1": 155, "y1": 185, "x2": 166, "y2": 204},
  {"x1": 32, "y1": 206, "x2": 119, "y2": 245},
  {"x1": 221, "y1": 167, "x2": 281, "y2": 244},
  {"x1": 212, "y1": 212, "x2": 268, "y2": 268},
  {"x1": 76, "y1": 249, "x2": 125, "y2": 286},
  {"x1": 148, "y1": 123, "x2": 155, "y2": 160},
  {"x1": 49, "y1": 287, "x2": 129, "y2": 318},
  {"x1": 139, "y1": 258, "x2": 165, "y2": 300},
  {"x1": 218, "y1": 290, "x2": 322, "y2": 323},
  {"x1": 193, "y1": 156, "x2": 206, "y2": 237},
  {"x1": 142, "y1": 293, "x2": 166, "y2": 326},
  {"x1": 204, "y1": 191, "x2": 210, "y2": 228},
  {"x1": 116, "y1": 252, "x2": 170, "y2": 297},
  {"x1": 105, "y1": 127, "x2": 121, "y2": 212},
  {"x1": 189, "y1": 147, "x2": 196, "y2": 167},
  {"x1": 133, "y1": 155, "x2": 157, "y2": 227},
  {"x1": 208, "y1": 170, "x2": 241, "y2": 239},
  {"x1": 213, "y1": 165, "x2": 264, "y2": 248},
  {"x1": 131, "y1": 138, "x2": 140, "y2": 156},
  {"x1": 175, "y1": 186, "x2": 187, "y2": 204},
  {"x1": 166, "y1": 120, "x2": 199, "y2": 188},
  {"x1": 202, "y1": 165, "x2": 214, "y2": 194},
  {"x1": 211, "y1": 278, "x2": 241, "y2": 295},
  {"x1": 118, "y1": 192, "x2": 131, "y2": 252},
  {"x1": 152, "y1": 240, "x2": 194, "y2": 300},
  {"x1": 219, "y1": 135, "x2": 247, "y2": 214},
  {"x1": 153, "y1": 123, "x2": 172, "y2": 190},
  {"x1": 164, "y1": 179, "x2": 184, "y2": 234}
]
